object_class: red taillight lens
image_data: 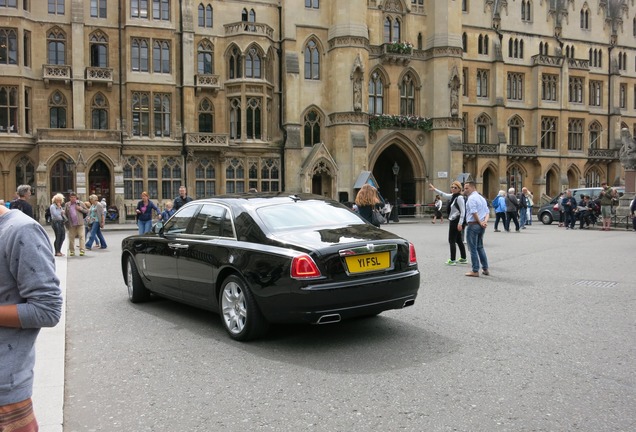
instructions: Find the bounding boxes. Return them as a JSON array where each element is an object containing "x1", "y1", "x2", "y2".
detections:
[
  {"x1": 291, "y1": 254, "x2": 322, "y2": 279},
  {"x1": 408, "y1": 243, "x2": 417, "y2": 265}
]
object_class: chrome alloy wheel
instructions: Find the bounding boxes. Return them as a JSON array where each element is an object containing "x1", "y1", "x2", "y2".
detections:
[{"x1": 221, "y1": 281, "x2": 247, "y2": 335}]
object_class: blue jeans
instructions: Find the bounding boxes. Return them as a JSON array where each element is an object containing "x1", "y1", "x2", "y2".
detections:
[
  {"x1": 519, "y1": 208, "x2": 527, "y2": 226},
  {"x1": 466, "y1": 223, "x2": 489, "y2": 273},
  {"x1": 138, "y1": 219, "x2": 153, "y2": 235},
  {"x1": 85, "y1": 222, "x2": 107, "y2": 249}
]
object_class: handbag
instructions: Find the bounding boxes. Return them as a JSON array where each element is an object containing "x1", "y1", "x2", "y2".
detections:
[{"x1": 371, "y1": 209, "x2": 386, "y2": 226}]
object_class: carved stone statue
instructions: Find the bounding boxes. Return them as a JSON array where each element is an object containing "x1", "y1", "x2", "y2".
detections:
[
  {"x1": 619, "y1": 128, "x2": 636, "y2": 170},
  {"x1": 353, "y1": 77, "x2": 362, "y2": 112},
  {"x1": 448, "y1": 67, "x2": 461, "y2": 118}
]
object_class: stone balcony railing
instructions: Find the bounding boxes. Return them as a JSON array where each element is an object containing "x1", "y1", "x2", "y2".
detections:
[
  {"x1": 42, "y1": 64, "x2": 71, "y2": 88},
  {"x1": 567, "y1": 58, "x2": 590, "y2": 70},
  {"x1": 588, "y1": 148, "x2": 619, "y2": 161},
  {"x1": 185, "y1": 133, "x2": 230, "y2": 149},
  {"x1": 462, "y1": 143, "x2": 499, "y2": 158},
  {"x1": 195, "y1": 74, "x2": 221, "y2": 95},
  {"x1": 531, "y1": 54, "x2": 563, "y2": 67},
  {"x1": 507, "y1": 145, "x2": 538, "y2": 159},
  {"x1": 86, "y1": 67, "x2": 113, "y2": 90},
  {"x1": 224, "y1": 21, "x2": 274, "y2": 38},
  {"x1": 379, "y1": 43, "x2": 413, "y2": 66}
]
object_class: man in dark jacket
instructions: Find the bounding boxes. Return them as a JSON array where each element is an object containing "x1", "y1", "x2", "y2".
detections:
[
  {"x1": 9, "y1": 184, "x2": 35, "y2": 219},
  {"x1": 561, "y1": 189, "x2": 578, "y2": 230},
  {"x1": 518, "y1": 188, "x2": 529, "y2": 228},
  {"x1": 173, "y1": 186, "x2": 193, "y2": 210},
  {"x1": 504, "y1": 188, "x2": 520, "y2": 232}
]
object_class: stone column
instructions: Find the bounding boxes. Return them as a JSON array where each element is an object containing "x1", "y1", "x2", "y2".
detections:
[{"x1": 616, "y1": 129, "x2": 636, "y2": 228}]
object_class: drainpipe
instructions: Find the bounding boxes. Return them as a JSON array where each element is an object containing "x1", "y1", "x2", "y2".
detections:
[
  {"x1": 179, "y1": 0, "x2": 188, "y2": 187},
  {"x1": 278, "y1": 2, "x2": 286, "y2": 192},
  {"x1": 118, "y1": 0, "x2": 124, "y2": 159},
  {"x1": 607, "y1": 37, "x2": 615, "y2": 184}
]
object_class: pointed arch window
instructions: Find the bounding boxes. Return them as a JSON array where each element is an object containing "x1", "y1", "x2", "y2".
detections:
[
  {"x1": 226, "y1": 157, "x2": 245, "y2": 194},
  {"x1": 152, "y1": 40, "x2": 170, "y2": 73},
  {"x1": 476, "y1": 114, "x2": 489, "y2": 144},
  {"x1": 368, "y1": 71, "x2": 384, "y2": 115},
  {"x1": 585, "y1": 168, "x2": 601, "y2": 187},
  {"x1": 198, "y1": 98, "x2": 214, "y2": 132},
  {"x1": 304, "y1": 109, "x2": 321, "y2": 147},
  {"x1": 476, "y1": 69, "x2": 488, "y2": 98},
  {"x1": 161, "y1": 157, "x2": 181, "y2": 199},
  {"x1": 0, "y1": 86, "x2": 18, "y2": 133},
  {"x1": 462, "y1": 32, "x2": 467, "y2": 52},
  {"x1": 154, "y1": 93, "x2": 171, "y2": 137},
  {"x1": 229, "y1": 98, "x2": 241, "y2": 139},
  {"x1": 91, "y1": 93, "x2": 109, "y2": 129},
  {"x1": 123, "y1": 156, "x2": 143, "y2": 199},
  {"x1": 197, "y1": 40, "x2": 214, "y2": 74},
  {"x1": 508, "y1": 116, "x2": 523, "y2": 146},
  {"x1": 49, "y1": 91, "x2": 67, "y2": 128},
  {"x1": 478, "y1": 34, "x2": 489, "y2": 55},
  {"x1": 589, "y1": 122, "x2": 602, "y2": 149},
  {"x1": 195, "y1": 158, "x2": 216, "y2": 198},
  {"x1": 245, "y1": 47, "x2": 261, "y2": 79},
  {"x1": 50, "y1": 158, "x2": 73, "y2": 196},
  {"x1": 580, "y1": 8, "x2": 589, "y2": 30},
  {"x1": 507, "y1": 166, "x2": 523, "y2": 192},
  {"x1": 521, "y1": 0, "x2": 531, "y2": 21},
  {"x1": 383, "y1": 16, "x2": 401, "y2": 43},
  {"x1": 0, "y1": 28, "x2": 18, "y2": 65},
  {"x1": 90, "y1": 32, "x2": 108, "y2": 67},
  {"x1": 198, "y1": 3, "x2": 213, "y2": 27},
  {"x1": 47, "y1": 28, "x2": 66, "y2": 65},
  {"x1": 540, "y1": 42, "x2": 548, "y2": 56},
  {"x1": 304, "y1": 39, "x2": 320, "y2": 80},
  {"x1": 260, "y1": 158, "x2": 280, "y2": 192},
  {"x1": 540, "y1": 116, "x2": 557, "y2": 150},
  {"x1": 567, "y1": 118, "x2": 583, "y2": 151},
  {"x1": 507, "y1": 72, "x2": 523, "y2": 100},
  {"x1": 131, "y1": 91, "x2": 150, "y2": 136},
  {"x1": 242, "y1": 8, "x2": 256, "y2": 31},
  {"x1": 132, "y1": 38, "x2": 149, "y2": 72},
  {"x1": 400, "y1": 73, "x2": 416, "y2": 116},
  {"x1": 229, "y1": 47, "x2": 242, "y2": 79},
  {"x1": 16, "y1": 156, "x2": 35, "y2": 191},
  {"x1": 246, "y1": 97, "x2": 262, "y2": 139}
]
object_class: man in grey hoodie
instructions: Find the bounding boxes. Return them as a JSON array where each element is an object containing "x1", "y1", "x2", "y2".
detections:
[{"x1": 0, "y1": 204, "x2": 63, "y2": 430}]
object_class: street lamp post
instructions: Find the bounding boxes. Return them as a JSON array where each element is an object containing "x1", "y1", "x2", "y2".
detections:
[{"x1": 392, "y1": 162, "x2": 400, "y2": 222}]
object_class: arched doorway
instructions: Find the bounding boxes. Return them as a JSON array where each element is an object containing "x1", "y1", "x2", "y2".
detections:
[
  {"x1": 88, "y1": 159, "x2": 111, "y2": 205},
  {"x1": 372, "y1": 144, "x2": 415, "y2": 216},
  {"x1": 545, "y1": 168, "x2": 559, "y2": 197},
  {"x1": 311, "y1": 159, "x2": 333, "y2": 198},
  {"x1": 482, "y1": 166, "x2": 497, "y2": 200},
  {"x1": 50, "y1": 158, "x2": 74, "y2": 196}
]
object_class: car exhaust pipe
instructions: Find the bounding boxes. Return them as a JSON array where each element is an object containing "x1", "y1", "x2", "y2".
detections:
[
  {"x1": 316, "y1": 314, "x2": 341, "y2": 324},
  {"x1": 403, "y1": 299, "x2": 415, "y2": 308}
]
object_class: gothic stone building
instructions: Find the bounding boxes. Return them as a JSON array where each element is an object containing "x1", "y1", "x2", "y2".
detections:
[{"x1": 0, "y1": 0, "x2": 630, "y2": 222}]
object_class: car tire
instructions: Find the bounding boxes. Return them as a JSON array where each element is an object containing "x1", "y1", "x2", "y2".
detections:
[
  {"x1": 219, "y1": 274, "x2": 269, "y2": 341},
  {"x1": 126, "y1": 255, "x2": 151, "y2": 303},
  {"x1": 540, "y1": 212, "x2": 553, "y2": 225}
]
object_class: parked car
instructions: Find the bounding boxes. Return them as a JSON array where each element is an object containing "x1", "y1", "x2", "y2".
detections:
[
  {"x1": 538, "y1": 187, "x2": 625, "y2": 225},
  {"x1": 121, "y1": 193, "x2": 420, "y2": 341}
]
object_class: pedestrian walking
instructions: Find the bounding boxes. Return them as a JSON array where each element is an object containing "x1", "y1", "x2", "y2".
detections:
[
  {"x1": 63, "y1": 192, "x2": 88, "y2": 256},
  {"x1": 136, "y1": 191, "x2": 160, "y2": 234},
  {"x1": 505, "y1": 188, "x2": 521, "y2": 232},
  {"x1": 9, "y1": 184, "x2": 34, "y2": 219},
  {"x1": 173, "y1": 186, "x2": 193, "y2": 210},
  {"x1": 85, "y1": 194, "x2": 107, "y2": 250},
  {"x1": 492, "y1": 190, "x2": 507, "y2": 232}
]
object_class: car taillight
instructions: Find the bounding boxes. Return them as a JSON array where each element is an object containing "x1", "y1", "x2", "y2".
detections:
[
  {"x1": 291, "y1": 254, "x2": 322, "y2": 279},
  {"x1": 408, "y1": 243, "x2": 417, "y2": 265}
]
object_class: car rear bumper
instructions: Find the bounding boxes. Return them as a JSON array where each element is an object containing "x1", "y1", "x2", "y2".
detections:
[{"x1": 259, "y1": 270, "x2": 420, "y2": 324}]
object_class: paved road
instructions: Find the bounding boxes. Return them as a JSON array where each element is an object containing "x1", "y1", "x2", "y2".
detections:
[{"x1": 38, "y1": 221, "x2": 636, "y2": 431}]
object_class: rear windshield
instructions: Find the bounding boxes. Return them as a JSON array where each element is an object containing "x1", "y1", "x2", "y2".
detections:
[{"x1": 257, "y1": 201, "x2": 364, "y2": 232}]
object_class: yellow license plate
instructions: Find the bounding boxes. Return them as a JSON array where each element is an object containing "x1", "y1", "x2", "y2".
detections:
[{"x1": 345, "y1": 251, "x2": 391, "y2": 274}]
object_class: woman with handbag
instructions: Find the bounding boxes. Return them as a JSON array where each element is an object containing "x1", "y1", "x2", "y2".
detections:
[
  {"x1": 85, "y1": 194, "x2": 107, "y2": 250},
  {"x1": 49, "y1": 193, "x2": 66, "y2": 257},
  {"x1": 355, "y1": 184, "x2": 383, "y2": 227}
]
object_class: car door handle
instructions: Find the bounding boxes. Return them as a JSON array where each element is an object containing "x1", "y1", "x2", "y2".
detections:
[{"x1": 168, "y1": 243, "x2": 189, "y2": 250}]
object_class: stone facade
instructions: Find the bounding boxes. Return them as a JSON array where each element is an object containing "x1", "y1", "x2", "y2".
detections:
[{"x1": 0, "y1": 0, "x2": 631, "y2": 222}]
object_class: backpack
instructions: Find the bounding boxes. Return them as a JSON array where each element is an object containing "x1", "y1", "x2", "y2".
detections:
[
  {"x1": 45, "y1": 207, "x2": 51, "y2": 223},
  {"x1": 452, "y1": 195, "x2": 467, "y2": 227}
]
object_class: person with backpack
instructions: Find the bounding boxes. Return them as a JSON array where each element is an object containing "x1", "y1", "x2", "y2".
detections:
[
  {"x1": 429, "y1": 181, "x2": 467, "y2": 266},
  {"x1": 504, "y1": 188, "x2": 521, "y2": 232},
  {"x1": 491, "y1": 190, "x2": 507, "y2": 232}
]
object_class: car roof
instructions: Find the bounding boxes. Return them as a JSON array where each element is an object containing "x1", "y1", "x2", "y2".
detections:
[{"x1": 180, "y1": 193, "x2": 336, "y2": 209}]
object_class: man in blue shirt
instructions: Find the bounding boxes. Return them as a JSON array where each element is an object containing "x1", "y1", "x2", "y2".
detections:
[{"x1": 464, "y1": 180, "x2": 490, "y2": 277}]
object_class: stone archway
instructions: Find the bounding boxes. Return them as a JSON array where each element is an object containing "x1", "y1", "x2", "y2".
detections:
[
  {"x1": 372, "y1": 144, "x2": 417, "y2": 216},
  {"x1": 88, "y1": 159, "x2": 111, "y2": 205},
  {"x1": 311, "y1": 159, "x2": 334, "y2": 198}
]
